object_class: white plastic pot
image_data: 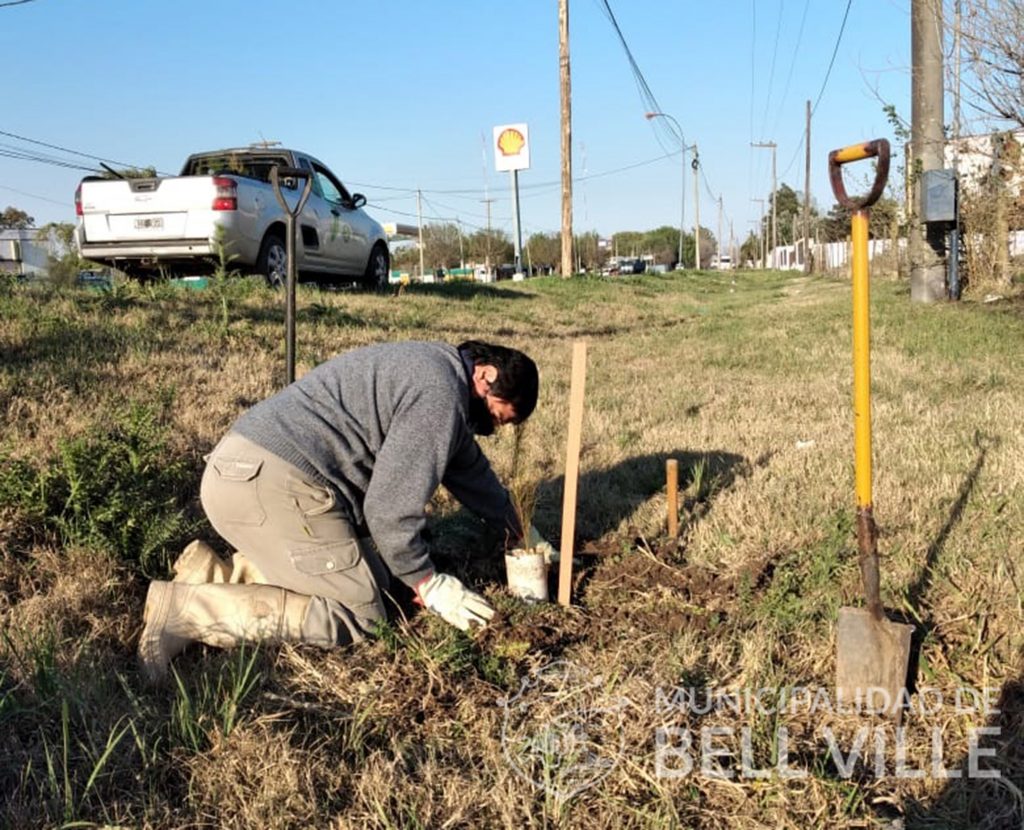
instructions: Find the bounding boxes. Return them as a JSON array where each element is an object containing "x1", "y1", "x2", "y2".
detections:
[{"x1": 505, "y1": 549, "x2": 549, "y2": 602}]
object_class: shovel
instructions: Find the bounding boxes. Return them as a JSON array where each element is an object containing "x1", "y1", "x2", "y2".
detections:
[{"x1": 828, "y1": 139, "x2": 914, "y2": 720}]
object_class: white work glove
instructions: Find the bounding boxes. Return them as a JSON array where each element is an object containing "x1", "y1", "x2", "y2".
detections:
[
  {"x1": 415, "y1": 572, "x2": 495, "y2": 632},
  {"x1": 527, "y1": 524, "x2": 559, "y2": 565}
]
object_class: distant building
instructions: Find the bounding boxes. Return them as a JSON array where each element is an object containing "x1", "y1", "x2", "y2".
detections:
[
  {"x1": 0, "y1": 228, "x2": 53, "y2": 277},
  {"x1": 943, "y1": 129, "x2": 1024, "y2": 198}
]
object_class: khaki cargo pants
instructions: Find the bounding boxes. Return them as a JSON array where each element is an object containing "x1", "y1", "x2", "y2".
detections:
[{"x1": 200, "y1": 432, "x2": 391, "y2": 646}]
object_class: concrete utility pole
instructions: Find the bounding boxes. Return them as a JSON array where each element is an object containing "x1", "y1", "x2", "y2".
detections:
[
  {"x1": 481, "y1": 197, "x2": 495, "y2": 278},
  {"x1": 804, "y1": 100, "x2": 812, "y2": 273},
  {"x1": 559, "y1": 0, "x2": 574, "y2": 278},
  {"x1": 751, "y1": 197, "x2": 766, "y2": 268},
  {"x1": 417, "y1": 188, "x2": 426, "y2": 281},
  {"x1": 752, "y1": 141, "x2": 777, "y2": 268},
  {"x1": 692, "y1": 143, "x2": 701, "y2": 268},
  {"x1": 717, "y1": 195, "x2": 723, "y2": 266},
  {"x1": 910, "y1": 0, "x2": 947, "y2": 302}
]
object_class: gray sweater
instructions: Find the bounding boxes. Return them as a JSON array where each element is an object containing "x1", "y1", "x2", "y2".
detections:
[{"x1": 232, "y1": 341, "x2": 518, "y2": 586}]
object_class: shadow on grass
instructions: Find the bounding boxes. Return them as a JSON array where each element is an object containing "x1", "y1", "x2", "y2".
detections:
[
  {"x1": 903, "y1": 653, "x2": 1024, "y2": 829},
  {"x1": 400, "y1": 281, "x2": 535, "y2": 301},
  {"x1": 899, "y1": 433, "x2": 994, "y2": 697},
  {"x1": 538, "y1": 448, "x2": 751, "y2": 548}
]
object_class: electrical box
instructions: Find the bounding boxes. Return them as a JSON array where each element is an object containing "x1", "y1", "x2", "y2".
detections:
[{"x1": 921, "y1": 169, "x2": 956, "y2": 223}]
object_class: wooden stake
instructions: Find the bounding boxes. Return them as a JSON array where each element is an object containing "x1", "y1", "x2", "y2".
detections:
[
  {"x1": 666, "y1": 458, "x2": 679, "y2": 538},
  {"x1": 557, "y1": 340, "x2": 587, "y2": 606}
]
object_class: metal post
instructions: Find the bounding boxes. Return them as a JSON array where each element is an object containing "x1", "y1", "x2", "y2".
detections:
[
  {"x1": 511, "y1": 169, "x2": 523, "y2": 275},
  {"x1": 269, "y1": 166, "x2": 313, "y2": 387},
  {"x1": 644, "y1": 111, "x2": 687, "y2": 269}
]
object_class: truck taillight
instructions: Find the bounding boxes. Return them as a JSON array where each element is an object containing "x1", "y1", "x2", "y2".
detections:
[
  {"x1": 212, "y1": 177, "x2": 237, "y2": 211},
  {"x1": 75, "y1": 183, "x2": 83, "y2": 216}
]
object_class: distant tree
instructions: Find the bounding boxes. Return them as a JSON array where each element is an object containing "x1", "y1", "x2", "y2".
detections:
[
  {"x1": 819, "y1": 196, "x2": 901, "y2": 242},
  {"x1": 643, "y1": 225, "x2": 682, "y2": 267},
  {"x1": 960, "y1": 0, "x2": 1024, "y2": 128},
  {"x1": 467, "y1": 227, "x2": 512, "y2": 266},
  {"x1": 526, "y1": 232, "x2": 560, "y2": 270},
  {"x1": 0, "y1": 206, "x2": 34, "y2": 229},
  {"x1": 739, "y1": 230, "x2": 761, "y2": 267}
]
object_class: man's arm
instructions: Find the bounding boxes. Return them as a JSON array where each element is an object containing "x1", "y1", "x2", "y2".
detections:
[{"x1": 442, "y1": 430, "x2": 522, "y2": 544}]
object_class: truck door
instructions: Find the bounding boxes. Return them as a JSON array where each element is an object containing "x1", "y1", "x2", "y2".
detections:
[{"x1": 309, "y1": 163, "x2": 369, "y2": 275}]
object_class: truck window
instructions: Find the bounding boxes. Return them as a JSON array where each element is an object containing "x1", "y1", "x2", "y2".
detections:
[{"x1": 311, "y1": 164, "x2": 353, "y2": 207}]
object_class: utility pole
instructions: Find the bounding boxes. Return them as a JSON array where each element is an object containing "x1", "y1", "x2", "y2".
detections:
[
  {"x1": 950, "y1": 0, "x2": 962, "y2": 299},
  {"x1": 481, "y1": 197, "x2": 495, "y2": 279},
  {"x1": 717, "y1": 195, "x2": 723, "y2": 267},
  {"x1": 910, "y1": 0, "x2": 947, "y2": 302},
  {"x1": 456, "y1": 217, "x2": 465, "y2": 269},
  {"x1": 416, "y1": 188, "x2": 426, "y2": 281},
  {"x1": 559, "y1": 0, "x2": 574, "y2": 278},
  {"x1": 751, "y1": 197, "x2": 766, "y2": 268},
  {"x1": 752, "y1": 141, "x2": 777, "y2": 268},
  {"x1": 804, "y1": 100, "x2": 812, "y2": 273},
  {"x1": 692, "y1": 143, "x2": 701, "y2": 268}
]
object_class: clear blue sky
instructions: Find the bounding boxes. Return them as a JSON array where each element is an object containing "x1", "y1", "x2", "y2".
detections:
[{"x1": 1, "y1": 0, "x2": 913, "y2": 248}]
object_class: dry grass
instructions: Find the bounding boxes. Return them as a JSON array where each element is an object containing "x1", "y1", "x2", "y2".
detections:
[{"x1": 1, "y1": 270, "x2": 1023, "y2": 828}]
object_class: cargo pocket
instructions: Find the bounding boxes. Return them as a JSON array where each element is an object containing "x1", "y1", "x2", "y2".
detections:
[
  {"x1": 290, "y1": 538, "x2": 381, "y2": 612},
  {"x1": 284, "y1": 474, "x2": 336, "y2": 517},
  {"x1": 210, "y1": 456, "x2": 266, "y2": 526}
]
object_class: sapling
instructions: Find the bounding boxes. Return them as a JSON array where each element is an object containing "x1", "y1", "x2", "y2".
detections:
[{"x1": 505, "y1": 423, "x2": 548, "y2": 601}]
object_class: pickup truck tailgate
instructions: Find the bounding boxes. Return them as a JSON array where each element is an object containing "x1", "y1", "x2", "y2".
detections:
[{"x1": 79, "y1": 177, "x2": 222, "y2": 242}]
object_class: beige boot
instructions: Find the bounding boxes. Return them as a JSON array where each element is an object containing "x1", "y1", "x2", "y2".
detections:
[
  {"x1": 172, "y1": 540, "x2": 267, "y2": 585},
  {"x1": 172, "y1": 540, "x2": 231, "y2": 583},
  {"x1": 138, "y1": 581, "x2": 310, "y2": 684}
]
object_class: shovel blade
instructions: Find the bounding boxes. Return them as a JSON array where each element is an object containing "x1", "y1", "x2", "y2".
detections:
[{"x1": 836, "y1": 606, "x2": 914, "y2": 720}]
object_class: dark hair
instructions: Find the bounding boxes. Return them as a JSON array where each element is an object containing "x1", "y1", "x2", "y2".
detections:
[{"x1": 458, "y1": 340, "x2": 539, "y2": 422}]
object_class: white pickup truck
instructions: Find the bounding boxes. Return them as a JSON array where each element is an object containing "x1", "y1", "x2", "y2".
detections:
[{"x1": 75, "y1": 147, "x2": 390, "y2": 287}]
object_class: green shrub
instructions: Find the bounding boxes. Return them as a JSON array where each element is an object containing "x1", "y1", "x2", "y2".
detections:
[{"x1": 0, "y1": 403, "x2": 197, "y2": 575}]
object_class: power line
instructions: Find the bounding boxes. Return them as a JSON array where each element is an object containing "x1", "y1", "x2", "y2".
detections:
[
  {"x1": 0, "y1": 128, "x2": 162, "y2": 173},
  {"x1": 0, "y1": 183, "x2": 70, "y2": 207},
  {"x1": 593, "y1": 0, "x2": 683, "y2": 151},
  {"x1": 770, "y1": 0, "x2": 812, "y2": 139},
  {"x1": 757, "y1": 0, "x2": 785, "y2": 142},
  {"x1": 779, "y1": 0, "x2": 854, "y2": 181},
  {"x1": 0, "y1": 0, "x2": 40, "y2": 7}
]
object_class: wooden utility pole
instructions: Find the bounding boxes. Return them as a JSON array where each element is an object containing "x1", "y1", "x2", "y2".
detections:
[
  {"x1": 559, "y1": 0, "x2": 574, "y2": 278},
  {"x1": 804, "y1": 100, "x2": 812, "y2": 273},
  {"x1": 910, "y1": 0, "x2": 947, "y2": 301},
  {"x1": 752, "y1": 141, "x2": 777, "y2": 268}
]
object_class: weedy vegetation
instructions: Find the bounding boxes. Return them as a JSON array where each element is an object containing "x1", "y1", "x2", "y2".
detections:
[{"x1": 1, "y1": 267, "x2": 1022, "y2": 828}]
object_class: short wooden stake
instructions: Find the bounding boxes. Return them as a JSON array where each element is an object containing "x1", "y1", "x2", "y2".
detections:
[
  {"x1": 558, "y1": 340, "x2": 587, "y2": 606},
  {"x1": 666, "y1": 458, "x2": 679, "y2": 538}
]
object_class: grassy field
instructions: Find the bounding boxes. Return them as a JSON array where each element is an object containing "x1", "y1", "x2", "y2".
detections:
[{"x1": 1, "y1": 268, "x2": 1022, "y2": 829}]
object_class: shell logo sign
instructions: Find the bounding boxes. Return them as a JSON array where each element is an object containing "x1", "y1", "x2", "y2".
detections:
[{"x1": 493, "y1": 122, "x2": 531, "y2": 172}]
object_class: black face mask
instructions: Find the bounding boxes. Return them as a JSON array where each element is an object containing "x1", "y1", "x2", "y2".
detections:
[{"x1": 467, "y1": 395, "x2": 496, "y2": 436}]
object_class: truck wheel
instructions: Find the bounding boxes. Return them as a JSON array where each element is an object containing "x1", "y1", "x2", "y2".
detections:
[
  {"x1": 363, "y1": 243, "x2": 390, "y2": 290},
  {"x1": 257, "y1": 233, "x2": 287, "y2": 288}
]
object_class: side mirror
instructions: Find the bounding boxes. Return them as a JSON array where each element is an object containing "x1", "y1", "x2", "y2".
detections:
[{"x1": 350, "y1": 193, "x2": 367, "y2": 209}]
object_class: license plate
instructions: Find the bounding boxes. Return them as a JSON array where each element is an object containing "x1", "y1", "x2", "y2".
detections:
[{"x1": 134, "y1": 217, "x2": 164, "y2": 230}]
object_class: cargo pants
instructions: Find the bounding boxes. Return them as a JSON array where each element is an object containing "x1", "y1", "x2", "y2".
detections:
[{"x1": 199, "y1": 432, "x2": 391, "y2": 646}]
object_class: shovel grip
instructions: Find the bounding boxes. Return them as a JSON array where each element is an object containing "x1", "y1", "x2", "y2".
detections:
[
  {"x1": 828, "y1": 139, "x2": 890, "y2": 211},
  {"x1": 857, "y1": 508, "x2": 883, "y2": 620}
]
